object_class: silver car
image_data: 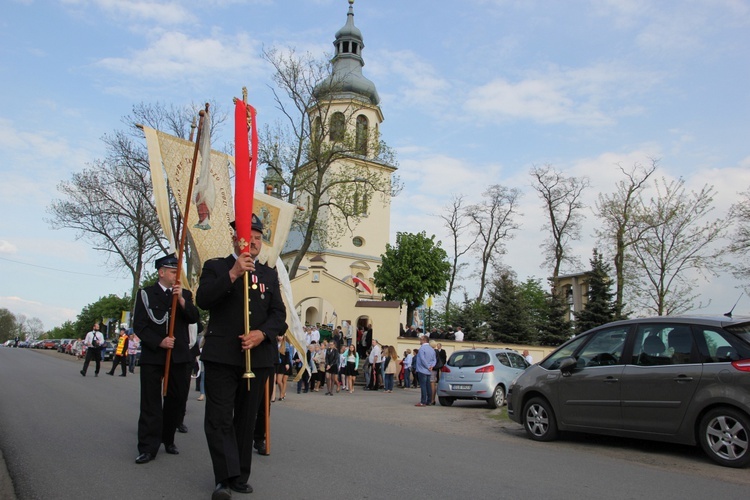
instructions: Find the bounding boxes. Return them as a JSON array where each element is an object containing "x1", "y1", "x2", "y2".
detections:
[
  {"x1": 437, "y1": 348, "x2": 529, "y2": 408},
  {"x1": 507, "y1": 315, "x2": 750, "y2": 468}
]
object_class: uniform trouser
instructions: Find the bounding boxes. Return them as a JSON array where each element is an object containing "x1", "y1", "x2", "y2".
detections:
[
  {"x1": 82, "y1": 348, "x2": 101, "y2": 374},
  {"x1": 137, "y1": 362, "x2": 190, "y2": 455},
  {"x1": 204, "y1": 361, "x2": 273, "y2": 485},
  {"x1": 109, "y1": 354, "x2": 127, "y2": 375}
]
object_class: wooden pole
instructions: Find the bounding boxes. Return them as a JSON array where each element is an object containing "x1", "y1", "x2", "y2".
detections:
[{"x1": 163, "y1": 104, "x2": 209, "y2": 397}]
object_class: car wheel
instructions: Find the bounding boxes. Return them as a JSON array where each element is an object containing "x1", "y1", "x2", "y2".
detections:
[
  {"x1": 523, "y1": 397, "x2": 558, "y2": 441},
  {"x1": 699, "y1": 407, "x2": 750, "y2": 468},
  {"x1": 438, "y1": 397, "x2": 454, "y2": 407},
  {"x1": 487, "y1": 385, "x2": 506, "y2": 409}
]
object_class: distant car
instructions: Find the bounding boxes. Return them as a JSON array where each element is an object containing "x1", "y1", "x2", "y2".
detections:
[
  {"x1": 58, "y1": 339, "x2": 73, "y2": 353},
  {"x1": 507, "y1": 315, "x2": 750, "y2": 468},
  {"x1": 41, "y1": 339, "x2": 58, "y2": 350},
  {"x1": 437, "y1": 348, "x2": 529, "y2": 408},
  {"x1": 65, "y1": 341, "x2": 77, "y2": 355},
  {"x1": 100, "y1": 341, "x2": 115, "y2": 361}
]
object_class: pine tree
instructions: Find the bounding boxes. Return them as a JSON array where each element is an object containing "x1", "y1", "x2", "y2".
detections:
[
  {"x1": 539, "y1": 285, "x2": 572, "y2": 346},
  {"x1": 575, "y1": 249, "x2": 616, "y2": 334},
  {"x1": 486, "y1": 272, "x2": 532, "y2": 344}
]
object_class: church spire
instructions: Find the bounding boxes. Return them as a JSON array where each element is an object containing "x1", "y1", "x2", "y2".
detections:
[{"x1": 313, "y1": 0, "x2": 380, "y2": 106}]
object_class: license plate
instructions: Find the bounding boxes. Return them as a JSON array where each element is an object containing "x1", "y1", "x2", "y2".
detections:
[{"x1": 452, "y1": 384, "x2": 471, "y2": 390}]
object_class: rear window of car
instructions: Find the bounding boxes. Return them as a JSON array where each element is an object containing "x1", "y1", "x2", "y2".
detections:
[
  {"x1": 724, "y1": 322, "x2": 750, "y2": 343},
  {"x1": 448, "y1": 351, "x2": 490, "y2": 368}
]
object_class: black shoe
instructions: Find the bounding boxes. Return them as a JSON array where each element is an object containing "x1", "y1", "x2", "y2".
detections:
[
  {"x1": 253, "y1": 439, "x2": 268, "y2": 455},
  {"x1": 212, "y1": 483, "x2": 232, "y2": 500},
  {"x1": 106, "y1": 372, "x2": 113, "y2": 376},
  {"x1": 164, "y1": 443, "x2": 179, "y2": 455},
  {"x1": 119, "y1": 374, "x2": 126, "y2": 377},
  {"x1": 94, "y1": 372, "x2": 98, "y2": 377},
  {"x1": 177, "y1": 424, "x2": 188, "y2": 433},
  {"x1": 80, "y1": 370, "x2": 85, "y2": 376},
  {"x1": 135, "y1": 452, "x2": 154, "y2": 464},
  {"x1": 229, "y1": 479, "x2": 254, "y2": 494}
]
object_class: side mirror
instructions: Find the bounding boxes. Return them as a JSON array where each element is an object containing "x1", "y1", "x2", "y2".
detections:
[{"x1": 559, "y1": 356, "x2": 577, "y2": 377}]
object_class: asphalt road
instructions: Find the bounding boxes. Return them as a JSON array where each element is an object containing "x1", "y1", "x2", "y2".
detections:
[{"x1": 0, "y1": 347, "x2": 748, "y2": 499}]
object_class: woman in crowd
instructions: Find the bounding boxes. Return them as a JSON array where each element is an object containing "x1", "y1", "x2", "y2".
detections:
[
  {"x1": 313, "y1": 341, "x2": 327, "y2": 392},
  {"x1": 274, "y1": 333, "x2": 292, "y2": 401},
  {"x1": 126, "y1": 331, "x2": 140, "y2": 374},
  {"x1": 344, "y1": 344, "x2": 359, "y2": 393},
  {"x1": 338, "y1": 344, "x2": 348, "y2": 391},
  {"x1": 383, "y1": 345, "x2": 399, "y2": 393},
  {"x1": 430, "y1": 340, "x2": 440, "y2": 404}
]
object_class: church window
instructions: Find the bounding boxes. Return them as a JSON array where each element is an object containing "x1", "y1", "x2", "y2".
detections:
[
  {"x1": 352, "y1": 236, "x2": 364, "y2": 247},
  {"x1": 355, "y1": 115, "x2": 368, "y2": 155},
  {"x1": 312, "y1": 116, "x2": 322, "y2": 142},
  {"x1": 330, "y1": 112, "x2": 345, "y2": 142}
]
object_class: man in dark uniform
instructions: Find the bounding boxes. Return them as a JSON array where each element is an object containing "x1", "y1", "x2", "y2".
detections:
[
  {"x1": 197, "y1": 214, "x2": 286, "y2": 500},
  {"x1": 133, "y1": 253, "x2": 200, "y2": 464}
]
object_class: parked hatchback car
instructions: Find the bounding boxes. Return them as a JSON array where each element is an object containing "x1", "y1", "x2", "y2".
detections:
[
  {"x1": 507, "y1": 315, "x2": 750, "y2": 468},
  {"x1": 438, "y1": 348, "x2": 529, "y2": 408}
]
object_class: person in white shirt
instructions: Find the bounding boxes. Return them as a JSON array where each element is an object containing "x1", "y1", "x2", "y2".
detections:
[
  {"x1": 523, "y1": 349, "x2": 533, "y2": 365},
  {"x1": 454, "y1": 327, "x2": 464, "y2": 342},
  {"x1": 367, "y1": 340, "x2": 381, "y2": 390},
  {"x1": 80, "y1": 323, "x2": 105, "y2": 376},
  {"x1": 310, "y1": 326, "x2": 320, "y2": 344}
]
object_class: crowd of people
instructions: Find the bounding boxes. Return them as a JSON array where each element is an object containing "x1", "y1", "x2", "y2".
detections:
[{"x1": 400, "y1": 325, "x2": 464, "y2": 342}]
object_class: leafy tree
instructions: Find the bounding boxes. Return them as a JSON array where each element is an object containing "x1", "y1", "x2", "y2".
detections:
[
  {"x1": 595, "y1": 161, "x2": 656, "y2": 318},
  {"x1": 0, "y1": 308, "x2": 19, "y2": 342},
  {"x1": 628, "y1": 178, "x2": 729, "y2": 315},
  {"x1": 75, "y1": 294, "x2": 132, "y2": 339},
  {"x1": 517, "y1": 278, "x2": 548, "y2": 345},
  {"x1": 530, "y1": 164, "x2": 590, "y2": 278},
  {"x1": 575, "y1": 249, "x2": 616, "y2": 333},
  {"x1": 466, "y1": 185, "x2": 522, "y2": 302},
  {"x1": 47, "y1": 320, "x2": 77, "y2": 339},
  {"x1": 373, "y1": 232, "x2": 451, "y2": 324},
  {"x1": 259, "y1": 47, "x2": 400, "y2": 279}
]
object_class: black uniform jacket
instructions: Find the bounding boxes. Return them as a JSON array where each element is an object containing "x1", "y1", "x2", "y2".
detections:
[
  {"x1": 196, "y1": 255, "x2": 287, "y2": 369},
  {"x1": 133, "y1": 283, "x2": 200, "y2": 366}
]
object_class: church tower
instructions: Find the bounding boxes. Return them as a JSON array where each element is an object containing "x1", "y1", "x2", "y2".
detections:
[{"x1": 285, "y1": 0, "x2": 396, "y2": 298}]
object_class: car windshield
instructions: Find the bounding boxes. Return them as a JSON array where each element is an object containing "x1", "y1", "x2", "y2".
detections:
[{"x1": 448, "y1": 351, "x2": 490, "y2": 368}]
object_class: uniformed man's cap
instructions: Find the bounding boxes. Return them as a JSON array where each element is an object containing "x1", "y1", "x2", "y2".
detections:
[
  {"x1": 229, "y1": 214, "x2": 264, "y2": 233},
  {"x1": 155, "y1": 253, "x2": 178, "y2": 269}
]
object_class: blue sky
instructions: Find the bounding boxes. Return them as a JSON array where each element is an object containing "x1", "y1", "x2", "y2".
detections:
[{"x1": 1, "y1": 0, "x2": 749, "y2": 330}]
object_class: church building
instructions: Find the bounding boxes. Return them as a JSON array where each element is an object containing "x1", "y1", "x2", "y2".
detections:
[{"x1": 274, "y1": 1, "x2": 403, "y2": 344}]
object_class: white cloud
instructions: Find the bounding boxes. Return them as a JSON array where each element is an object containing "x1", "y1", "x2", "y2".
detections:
[
  {"x1": 94, "y1": 31, "x2": 266, "y2": 85},
  {"x1": 0, "y1": 296, "x2": 77, "y2": 329},
  {"x1": 464, "y1": 63, "x2": 662, "y2": 126},
  {"x1": 0, "y1": 241, "x2": 18, "y2": 254}
]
